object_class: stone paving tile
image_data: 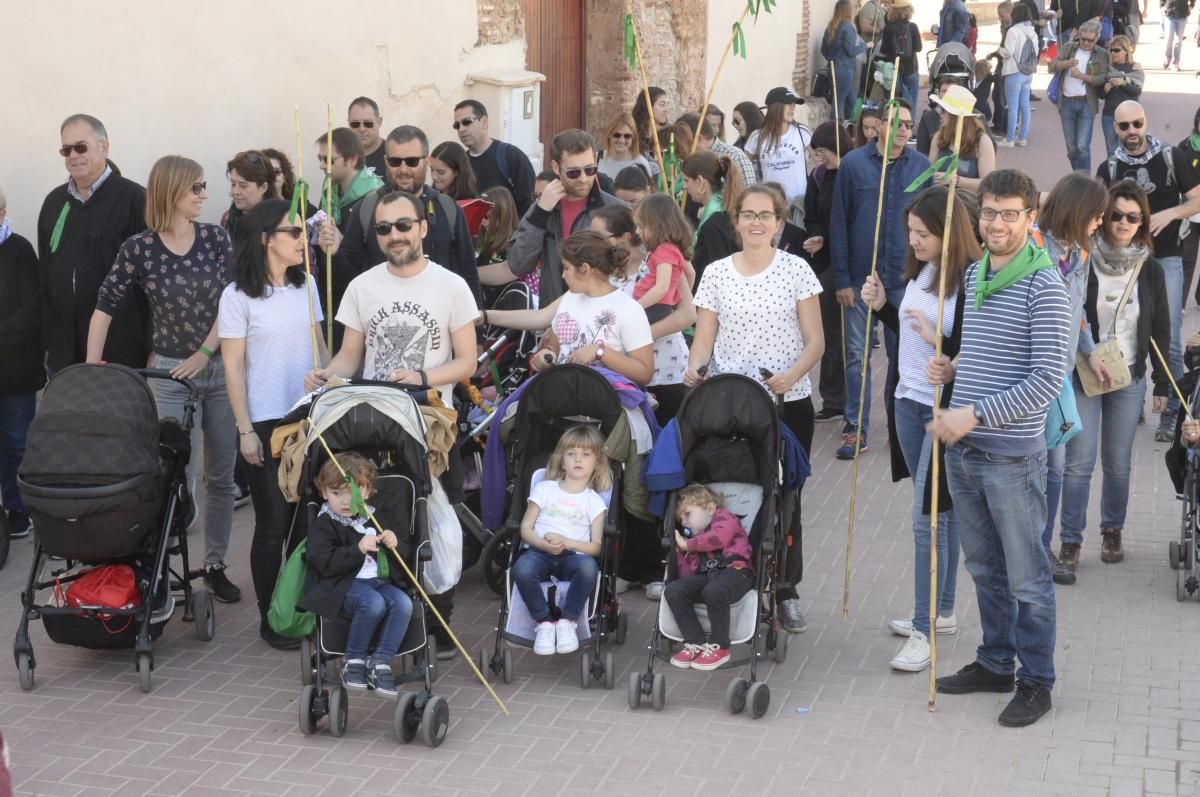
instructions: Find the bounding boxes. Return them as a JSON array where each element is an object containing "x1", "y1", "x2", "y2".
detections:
[{"x1": 5, "y1": 21, "x2": 1200, "y2": 797}]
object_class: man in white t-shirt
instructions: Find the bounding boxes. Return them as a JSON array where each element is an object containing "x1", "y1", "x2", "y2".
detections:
[{"x1": 305, "y1": 189, "x2": 479, "y2": 406}]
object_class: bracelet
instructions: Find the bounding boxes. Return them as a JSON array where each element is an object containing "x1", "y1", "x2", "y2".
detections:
[
  {"x1": 482, "y1": 309, "x2": 489, "y2": 326},
  {"x1": 198, "y1": 345, "x2": 215, "y2": 359},
  {"x1": 239, "y1": 430, "x2": 256, "y2": 437}
]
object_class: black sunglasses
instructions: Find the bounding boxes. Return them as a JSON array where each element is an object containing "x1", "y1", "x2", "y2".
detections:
[
  {"x1": 1117, "y1": 118, "x2": 1145, "y2": 131},
  {"x1": 349, "y1": 120, "x2": 375, "y2": 129},
  {"x1": 374, "y1": 218, "x2": 419, "y2": 235},
  {"x1": 611, "y1": 132, "x2": 634, "y2": 140},
  {"x1": 562, "y1": 165, "x2": 598, "y2": 179},
  {"x1": 270, "y1": 226, "x2": 303, "y2": 239},
  {"x1": 1108, "y1": 210, "x2": 1143, "y2": 225},
  {"x1": 452, "y1": 117, "x2": 477, "y2": 130},
  {"x1": 59, "y1": 143, "x2": 89, "y2": 156},
  {"x1": 191, "y1": 181, "x2": 207, "y2": 196},
  {"x1": 385, "y1": 155, "x2": 424, "y2": 168}
]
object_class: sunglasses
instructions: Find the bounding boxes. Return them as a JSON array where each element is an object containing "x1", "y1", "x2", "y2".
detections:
[
  {"x1": 1117, "y1": 118, "x2": 1145, "y2": 131},
  {"x1": 271, "y1": 226, "x2": 303, "y2": 239},
  {"x1": 1108, "y1": 210, "x2": 1143, "y2": 225},
  {"x1": 452, "y1": 117, "x2": 477, "y2": 130},
  {"x1": 385, "y1": 155, "x2": 424, "y2": 168},
  {"x1": 348, "y1": 120, "x2": 375, "y2": 129},
  {"x1": 191, "y1": 181, "x2": 207, "y2": 196},
  {"x1": 896, "y1": 121, "x2": 915, "y2": 130},
  {"x1": 561, "y1": 165, "x2": 598, "y2": 179},
  {"x1": 1109, "y1": 47, "x2": 1126, "y2": 53},
  {"x1": 59, "y1": 143, "x2": 89, "y2": 157},
  {"x1": 611, "y1": 132, "x2": 634, "y2": 140},
  {"x1": 373, "y1": 218, "x2": 419, "y2": 235}
]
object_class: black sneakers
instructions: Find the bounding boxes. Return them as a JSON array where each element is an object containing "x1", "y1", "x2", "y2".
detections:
[
  {"x1": 998, "y1": 680, "x2": 1053, "y2": 727},
  {"x1": 342, "y1": 659, "x2": 369, "y2": 690},
  {"x1": 204, "y1": 564, "x2": 242, "y2": 603},
  {"x1": 260, "y1": 620, "x2": 302, "y2": 650},
  {"x1": 6, "y1": 511, "x2": 32, "y2": 539},
  {"x1": 936, "y1": 662, "x2": 1015, "y2": 694},
  {"x1": 369, "y1": 661, "x2": 399, "y2": 697}
]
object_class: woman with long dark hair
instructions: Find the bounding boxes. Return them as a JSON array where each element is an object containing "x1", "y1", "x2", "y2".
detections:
[
  {"x1": 745, "y1": 87, "x2": 812, "y2": 220},
  {"x1": 429, "y1": 141, "x2": 479, "y2": 200},
  {"x1": 682, "y1": 152, "x2": 743, "y2": 283},
  {"x1": 821, "y1": 0, "x2": 866, "y2": 122},
  {"x1": 731, "y1": 101, "x2": 765, "y2": 151},
  {"x1": 931, "y1": 110, "x2": 996, "y2": 193},
  {"x1": 632, "y1": 87, "x2": 669, "y2": 165},
  {"x1": 860, "y1": 186, "x2": 982, "y2": 672},
  {"x1": 219, "y1": 198, "x2": 329, "y2": 649}
]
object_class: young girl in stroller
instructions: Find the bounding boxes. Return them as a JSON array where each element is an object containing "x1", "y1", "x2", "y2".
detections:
[
  {"x1": 666, "y1": 484, "x2": 754, "y2": 671},
  {"x1": 513, "y1": 425, "x2": 611, "y2": 656},
  {"x1": 303, "y1": 453, "x2": 413, "y2": 698}
]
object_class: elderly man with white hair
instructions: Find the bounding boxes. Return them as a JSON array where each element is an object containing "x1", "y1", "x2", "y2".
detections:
[{"x1": 1049, "y1": 20, "x2": 1109, "y2": 173}]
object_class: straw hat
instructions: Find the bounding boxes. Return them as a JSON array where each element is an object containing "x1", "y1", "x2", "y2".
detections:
[
  {"x1": 929, "y1": 84, "x2": 980, "y2": 117},
  {"x1": 892, "y1": 0, "x2": 913, "y2": 7}
]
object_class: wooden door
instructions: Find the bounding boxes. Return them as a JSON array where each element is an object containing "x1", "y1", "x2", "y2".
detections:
[{"x1": 523, "y1": 0, "x2": 587, "y2": 152}]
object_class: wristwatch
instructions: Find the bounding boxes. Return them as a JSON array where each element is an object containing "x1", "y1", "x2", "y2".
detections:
[
  {"x1": 972, "y1": 404, "x2": 986, "y2": 424},
  {"x1": 595, "y1": 341, "x2": 606, "y2": 362}
]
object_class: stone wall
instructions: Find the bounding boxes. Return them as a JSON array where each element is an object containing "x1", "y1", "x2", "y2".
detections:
[{"x1": 477, "y1": 0, "x2": 525, "y2": 45}]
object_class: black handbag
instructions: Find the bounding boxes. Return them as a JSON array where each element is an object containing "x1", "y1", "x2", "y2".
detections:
[{"x1": 811, "y1": 67, "x2": 832, "y2": 101}]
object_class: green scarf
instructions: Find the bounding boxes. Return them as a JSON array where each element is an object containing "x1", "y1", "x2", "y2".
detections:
[
  {"x1": 973, "y1": 241, "x2": 1053, "y2": 310},
  {"x1": 326, "y1": 168, "x2": 384, "y2": 226},
  {"x1": 1189, "y1": 132, "x2": 1200, "y2": 157}
]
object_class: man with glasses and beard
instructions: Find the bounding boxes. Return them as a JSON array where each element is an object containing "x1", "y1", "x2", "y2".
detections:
[
  {"x1": 348, "y1": 97, "x2": 387, "y2": 178},
  {"x1": 328, "y1": 125, "x2": 480, "y2": 307},
  {"x1": 37, "y1": 114, "x2": 148, "y2": 373},
  {"x1": 929, "y1": 169, "x2": 1071, "y2": 728},
  {"x1": 507, "y1": 129, "x2": 621, "y2": 307},
  {"x1": 453, "y1": 99, "x2": 536, "y2": 216},
  {"x1": 1098, "y1": 100, "x2": 1200, "y2": 441}
]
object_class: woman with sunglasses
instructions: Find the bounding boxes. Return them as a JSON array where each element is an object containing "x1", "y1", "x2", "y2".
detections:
[
  {"x1": 731, "y1": 101, "x2": 765, "y2": 152},
  {"x1": 87, "y1": 156, "x2": 243, "y2": 605},
  {"x1": 598, "y1": 111, "x2": 657, "y2": 182},
  {"x1": 219, "y1": 198, "x2": 330, "y2": 649},
  {"x1": 220, "y1": 150, "x2": 280, "y2": 238},
  {"x1": 1099, "y1": 35, "x2": 1144, "y2": 157},
  {"x1": 1060, "y1": 180, "x2": 1170, "y2": 572}
]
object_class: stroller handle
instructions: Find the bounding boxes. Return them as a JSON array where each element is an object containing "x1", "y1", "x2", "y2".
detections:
[{"x1": 136, "y1": 368, "x2": 199, "y2": 400}]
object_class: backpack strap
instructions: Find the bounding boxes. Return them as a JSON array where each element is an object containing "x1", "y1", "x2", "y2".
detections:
[
  {"x1": 494, "y1": 140, "x2": 513, "y2": 188},
  {"x1": 432, "y1": 190, "x2": 458, "y2": 246},
  {"x1": 357, "y1": 190, "x2": 382, "y2": 245}
]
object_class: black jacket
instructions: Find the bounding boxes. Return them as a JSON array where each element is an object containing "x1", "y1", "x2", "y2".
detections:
[
  {"x1": 801, "y1": 166, "x2": 838, "y2": 272},
  {"x1": 299, "y1": 511, "x2": 411, "y2": 619},
  {"x1": 693, "y1": 211, "x2": 738, "y2": 286},
  {"x1": 36, "y1": 173, "x2": 149, "y2": 371},
  {"x1": 0, "y1": 231, "x2": 45, "y2": 394},
  {"x1": 1083, "y1": 256, "x2": 1171, "y2": 396}
]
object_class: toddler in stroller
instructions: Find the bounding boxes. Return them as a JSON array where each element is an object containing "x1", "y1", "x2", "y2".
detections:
[{"x1": 302, "y1": 453, "x2": 412, "y2": 697}]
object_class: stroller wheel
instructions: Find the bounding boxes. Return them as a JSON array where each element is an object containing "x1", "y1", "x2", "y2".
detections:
[
  {"x1": 725, "y1": 677, "x2": 750, "y2": 715},
  {"x1": 747, "y1": 681, "x2": 771, "y2": 719},
  {"x1": 191, "y1": 589, "x2": 215, "y2": 642},
  {"x1": 328, "y1": 685, "x2": 349, "y2": 738},
  {"x1": 603, "y1": 651, "x2": 616, "y2": 690},
  {"x1": 421, "y1": 695, "x2": 450, "y2": 748},
  {"x1": 1170, "y1": 540, "x2": 1182, "y2": 570},
  {"x1": 614, "y1": 611, "x2": 629, "y2": 646},
  {"x1": 16, "y1": 652, "x2": 34, "y2": 691},
  {"x1": 627, "y1": 671, "x2": 643, "y2": 710},
  {"x1": 579, "y1": 651, "x2": 592, "y2": 689},
  {"x1": 650, "y1": 673, "x2": 666, "y2": 711},
  {"x1": 137, "y1": 653, "x2": 153, "y2": 693},
  {"x1": 393, "y1": 692, "x2": 419, "y2": 744},
  {"x1": 482, "y1": 528, "x2": 515, "y2": 597},
  {"x1": 772, "y1": 631, "x2": 789, "y2": 664},
  {"x1": 298, "y1": 685, "x2": 318, "y2": 735},
  {"x1": 476, "y1": 648, "x2": 491, "y2": 681},
  {"x1": 300, "y1": 637, "x2": 315, "y2": 686},
  {"x1": 502, "y1": 648, "x2": 513, "y2": 684}
]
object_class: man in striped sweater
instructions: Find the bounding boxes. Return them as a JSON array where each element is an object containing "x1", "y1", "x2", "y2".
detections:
[{"x1": 927, "y1": 170, "x2": 1070, "y2": 728}]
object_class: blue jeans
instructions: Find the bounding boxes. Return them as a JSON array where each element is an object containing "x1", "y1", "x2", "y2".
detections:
[
  {"x1": 946, "y1": 444, "x2": 1056, "y2": 689},
  {"x1": 1061, "y1": 376, "x2": 1145, "y2": 542},
  {"x1": 834, "y1": 65, "x2": 857, "y2": 122},
  {"x1": 843, "y1": 288, "x2": 904, "y2": 437},
  {"x1": 511, "y1": 548, "x2": 599, "y2": 622},
  {"x1": 1101, "y1": 114, "x2": 1120, "y2": 158},
  {"x1": 1165, "y1": 17, "x2": 1187, "y2": 65},
  {"x1": 1159, "y1": 256, "x2": 1185, "y2": 414},
  {"x1": 901, "y1": 72, "x2": 920, "y2": 109},
  {"x1": 1042, "y1": 445, "x2": 1064, "y2": 550},
  {"x1": 0, "y1": 393, "x2": 37, "y2": 513},
  {"x1": 1058, "y1": 97, "x2": 1095, "y2": 173},
  {"x1": 342, "y1": 578, "x2": 414, "y2": 661},
  {"x1": 894, "y1": 398, "x2": 960, "y2": 634},
  {"x1": 1004, "y1": 72, "x2": 1033, "y2": 143}
]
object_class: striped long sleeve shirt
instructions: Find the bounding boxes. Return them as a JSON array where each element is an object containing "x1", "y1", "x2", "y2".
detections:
[{"x1": 949, "y1": 261, "x2": 1071, "y2": 456}]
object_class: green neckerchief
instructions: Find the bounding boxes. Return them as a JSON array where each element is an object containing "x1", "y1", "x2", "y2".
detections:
[
  {"x1": 973, "y1": 240, "x2": 1053, "y2": 310},
  {"x1": 1189, "y1": 132, "x2": 1200, "y2": 158},
  {"x1": 340, "y1": 167, "x2": 385, "y2": 214},
  {"x1": 49, "y1": 202, "x2": 71, "y2": 254},
  {"x1": 346, "y1": 474, "x2": 388, "y2": 578}
]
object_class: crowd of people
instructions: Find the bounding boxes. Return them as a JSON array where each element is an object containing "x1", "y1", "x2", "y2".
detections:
[{"x1": 1, "y1": 0, "x2": 1200, "y2": 733}]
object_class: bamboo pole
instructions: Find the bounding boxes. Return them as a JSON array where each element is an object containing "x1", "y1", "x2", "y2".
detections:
[
  {"x1": 689, "y1": 4, "x2": 754, "y2": 157},
  {"x1": 294, "y1": 107, "x2": 320, "y2": 369},
  {"x1": 324, "y1": 103, "x2": 334, "y2": 352},
  {"x1": 1151, "y1": 338, "x2": 1196, "y2": 422},
  {"x1": 842, "y1": 58, "x2": 901, "y2": 620},
  {"x1": 626, "y1": 2, "x2": 668, "y2": 182}
]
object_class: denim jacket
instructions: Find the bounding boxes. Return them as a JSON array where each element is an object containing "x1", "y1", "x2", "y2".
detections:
[{"x1": 1035, "y1": 230, "x2": 1096, "y2": 359}]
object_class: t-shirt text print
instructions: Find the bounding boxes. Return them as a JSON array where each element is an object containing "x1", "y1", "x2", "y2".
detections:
[{"x1": 366, "y1": 299, "x2": 443, "y2": 375}]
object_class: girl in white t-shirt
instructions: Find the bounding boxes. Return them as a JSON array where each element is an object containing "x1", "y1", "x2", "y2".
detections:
[
  {"x1": 482, "y1": 230, "x2": 655, "y2": 385},
  {"x1": 512, "y1": 425, "x2": 611, "y2": 655}
]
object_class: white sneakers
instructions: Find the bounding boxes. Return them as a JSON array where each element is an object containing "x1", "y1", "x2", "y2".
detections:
[
  {"x1": 890, "y1": 630, "x2": 931, "y2": 672},
  {"x1": 644, "y1": 582, "x2": 664, "y2": 601},
  {"x1": 533, "y1": 619, "x2": 580, "y2": 655},
  {"x1": 888, "y1": 613, "x2": 957, "y2": 637}
]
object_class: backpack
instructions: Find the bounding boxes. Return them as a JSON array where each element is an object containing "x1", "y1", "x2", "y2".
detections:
[
  {"x1": 894, "y1": 22, "x2": 914, "y2": 60},
  {"x1": 358, "y1": 187, "x2": 459, "y2": 247},
  {"x1": 1105, "y1": 145, "x2": 1178, "y2": 192},
  {"x1": 1017, "y1": 32, "x2": 1039, "y2": 74}
]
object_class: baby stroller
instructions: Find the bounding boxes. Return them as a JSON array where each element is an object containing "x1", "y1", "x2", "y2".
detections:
[
  {"x1": 14, "y1": 364, "x2": 214, "y2": 693},
  {"x1": 1165, "y1": 340, "x2": 1200, "y2": 602},
  {"x1": 926, "y1": 42, "x2": 976, "y2": 92},
  {"x1": 477, "y1": 365, "x2": 629, "y2": 689},
  {"x1": 629, "y1": 374, "x2": 791, "y2": 718},
  {"x1": 290, "y1": 382, "x2": 451, "y2": 746}
]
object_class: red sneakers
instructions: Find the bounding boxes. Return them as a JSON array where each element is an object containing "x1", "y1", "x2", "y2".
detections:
[
  {"x1": 670, "y1": 644, "x2": 702, "y2": 668},
  {"x1": 690, "y1": 644, "x2": 731, "y2": 671}
]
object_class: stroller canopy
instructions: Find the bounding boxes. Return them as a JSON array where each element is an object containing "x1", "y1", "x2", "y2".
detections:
[
  {"x1": 675, "y1": 374, "x2": 780, "y2": 489},
  {"x1": 509, "y1": 365, "x2": 626, "y2": 463},
  {"x1": 927, "y1": 42, "x2": 975, "y2": 88}
]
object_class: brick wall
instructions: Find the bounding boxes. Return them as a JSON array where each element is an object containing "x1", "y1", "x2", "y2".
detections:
[{"x1": 476, "y1": 0, "x2": 525, "y2": 45}]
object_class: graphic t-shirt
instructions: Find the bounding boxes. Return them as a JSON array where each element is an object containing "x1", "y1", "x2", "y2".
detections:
[
  {"x1": 745, "y1": 125, "x2": 812, "y2": 203},
  {"x1": 528, "y1": 479, "x2": 607, "y2": 544},
  {"x1": 336, "y1": 260, "x2": 479, "y2": 405},
  {"x1": 694, "y1": 249, "x2": 823, "y2": 402},
  {"x1": 551, "y1": 288, "x2": 654, "y2": 364}
]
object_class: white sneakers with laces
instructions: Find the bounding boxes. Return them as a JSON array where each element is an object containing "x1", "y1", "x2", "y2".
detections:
[
  {"x1": 533, "y1": 621, "x2": 556, "y2": 655},
  {"x1": 554, "y1": 619, "x2": 579, "y2": 653},
  {"x1": 888, "y1": 613, "x2": 957, "y2": 637},
  {"x1": 890, "y1": 630, "x2": 931, "y2": 672}
]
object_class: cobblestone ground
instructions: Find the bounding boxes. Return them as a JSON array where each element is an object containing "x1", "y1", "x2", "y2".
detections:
[{"x1": 5, "y1": 20, "x2": 1200, "y2": 797}]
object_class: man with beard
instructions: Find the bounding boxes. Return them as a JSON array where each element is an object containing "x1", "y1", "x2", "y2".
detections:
[
  {"x1": 328, "y1": 125, "x2": 480, "y2": 306},
  {"x1": 1098, "y1": 101, "x2": 1200, "y2": 441},
  {"x1": 928, "y1": 169, "x2": 1070, "y2": 728}
]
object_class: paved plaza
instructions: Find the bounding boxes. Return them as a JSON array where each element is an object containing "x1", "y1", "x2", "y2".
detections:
[{"x1": 4, "y1": 22, "x2": 1200, "y2": 797}]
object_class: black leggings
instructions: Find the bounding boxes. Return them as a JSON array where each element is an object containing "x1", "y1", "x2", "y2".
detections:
[
  {"x1": 243, "y1": 419, "x2": 301, "y2": 619},
  {"x1": 777, "y1": 397, "x2": 814, "y2": 597}
]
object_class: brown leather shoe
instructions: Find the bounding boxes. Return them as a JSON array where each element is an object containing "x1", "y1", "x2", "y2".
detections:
[
  {"x1": 1058, "y1": 543, "x2": 1081, "y2": 572},
  {"x1": 1100, "y1": 528, "x2": 1124, "y2": 563}
]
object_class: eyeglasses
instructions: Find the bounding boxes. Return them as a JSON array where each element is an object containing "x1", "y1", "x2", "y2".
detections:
[
  {"x1": 1078, "y1": 36, "x2": 1097, "y2": 44},
  {"x1": 611, "y1": 132, "x2": 634, "y2": 140},
  {"x1": 385, "y1": 156, "x2": 424, "y2": 168},
  {"x1": 373, "y1": 218, "x2": 419, "y2": 235},
  {"x1": 1109, "y1": 47, "x2": 1126, "y2": 53},
  {"x1": 1116, "y1": 118, "x2": 1145, "y2": 131},
  {"x1": 979, "y1": 207, "x2": 1032, "y2": 222},
  {"x1": 1108, "y1": 210, "x2": 1143, "y2": 225},
  {"x1": 737, "y1": 210, "x2": 778, "y2": 223},
  {"x1": 561, "y1": 165, "x2": 598, "y2": 179},
  {"x1": 59, "y1": 143, "x2": 89, "y2": 156},
  {"x1": 349, "y1": 120, "x2": 375, "y2": 129},
  {"x1": 271, "y1": 226, "x2": 303, "y2": 239},
  {"x1": 191, "y1": 181, "x2": 207, "y2": 196},
  {"x1": 896, "y1": 121, "x2": 915, "y2": 130},
  {"x1": 452, "y1": 117, "x2": 477, "y2": 130}
]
